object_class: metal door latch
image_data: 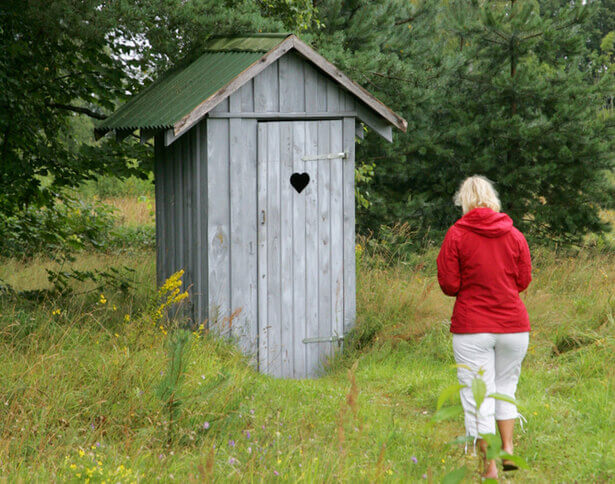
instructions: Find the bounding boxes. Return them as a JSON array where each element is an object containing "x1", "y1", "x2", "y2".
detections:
[{"x1": 301, "y1": 152, "x2": 348, "y2": 161}]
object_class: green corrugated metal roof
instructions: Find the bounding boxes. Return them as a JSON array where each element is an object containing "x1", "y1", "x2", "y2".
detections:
[{"x1": 96, "y1": 34, "x2": 291, "y2": 133}]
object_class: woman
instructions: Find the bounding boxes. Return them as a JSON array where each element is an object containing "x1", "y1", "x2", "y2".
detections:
[{"x1": 436, "y1": 175, "x2": 531, "y2": 479}]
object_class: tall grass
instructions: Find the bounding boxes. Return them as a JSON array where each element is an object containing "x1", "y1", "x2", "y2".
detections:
[
  {"x1": 1, "y1": 200, "x2": 614, "y2": 482},
  {"x1": 1, "y1": 239, "x2": 613, "y2": 481}
]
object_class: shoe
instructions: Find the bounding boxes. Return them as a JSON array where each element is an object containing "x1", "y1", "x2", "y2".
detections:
[{"x1": 502, "y1": 459, "x2": 518, "y2": 471}]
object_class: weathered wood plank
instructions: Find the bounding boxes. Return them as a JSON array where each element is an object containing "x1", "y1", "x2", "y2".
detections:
[
  {"x1": 257, "y1": 122, "x2": 268, "y2": 373},
  {"x1": 278, "y1": 55, "x2": 292, "y2": 113},
  {"x1": 279, "y1": 121, "x2": 294, "y2": 377},
  {"x1": 244, "y1": 119, "x2": 258, "y2": 366},
  {"x1": 254, "y1": 62, "x2": 279, "y2": 113},
  {"x1": 304, "y1": 63, "x2": 318, "y2": 112},
  {"x1": 171, "y1": 137, "x2": 180, "y2": 278},
  {"x1": 198, "y1": 121, "x2": 209, "y2": 327},
  {"x1": 326, "y1": 79, "x2": 340, "y2": 113},
  {"x1": 329, "y1": 119, "x2": 344, "y2": 359},
  {"x1": 228, "y1": 89, "x2": 242, "y2": 113},
  {"x1": 176, "y1": 136, "x2": 184, "y2": 280},
  {"x1": 229, "y1": 115, "x2": 245, "y2": 345},
  {"x1": 191, "y1": 124, "x2": 202, "y2": 325},
  {"x1": 316, "y1": 120, "x2": 331, "y2": 371},
  {"x1": 230, "y1": 104, "x2": 256, "y2": 357},
  {"x1": 163, "y1": 137, "x2": 174, "y2": 283},
  {"x1": 266, "y1": 122, "x2": 282, "y2": 377},
  {"x1": 240, "y1": 79, "x2": 254, "y2": 112},
  {"x1": 279, "y1": 53, "x2": 305, "y2": 113},
  {"x1": 207, "y1": 118, "x2": 231, "y2": 335},
  {"x1": 304, "y1": 120, "x2": 319, "y2": 377},
  {"x1": 210, "y1": 97, "x2": 229, "y2": 113},
  {"x1": 342, "y1": 117, "x2": 356, "y2": 338},
  {"x1": 292, "y1": 121, "x2": 307, "y2": 378},
  {"x1": 183, "y1": 129, "x2": 194, "y2": 323},
  {"x1": 316, "y1": 67, "x2": 327, "y2": 112},
  {"x1": 343, "y1": 90, "x2": 355, "y2": 111},
  {"x1": 356, "y1": 102, "x2": 393, "y2": 142},
  {"x1": 208, "y1": 112, "x2": 356, "y2": 119}
]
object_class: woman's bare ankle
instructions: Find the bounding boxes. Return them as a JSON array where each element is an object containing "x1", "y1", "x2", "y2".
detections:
[{"x1": 483, "y1": 460, "x2": 498, "y2": 479}]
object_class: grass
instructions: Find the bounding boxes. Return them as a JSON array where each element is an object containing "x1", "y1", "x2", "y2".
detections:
[
  {"x1": 0, "y1": 186, "x2": 613, "y2": 482},
  {"x1": 0, "y1": 244, "x2": 613, "y2": 482},
  {"x1": 101, "y1": 196, "x2": 155, "y2": 229}
]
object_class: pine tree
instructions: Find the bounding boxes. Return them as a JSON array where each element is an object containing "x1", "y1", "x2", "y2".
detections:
[{"x1": 420, "y1": 0, "x2": 615, "y2": 243}]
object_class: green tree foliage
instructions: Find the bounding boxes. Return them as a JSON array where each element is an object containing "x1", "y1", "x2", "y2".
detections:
[
  {"x1": 436, "y1": 0, "x2": 615, "y2": 242},
  {"x1": 0, "y1": 0, "x2": 151, "y2": 216},
  {"x1": 1, "y1": 0, "x2": 614, "y2": 249},
  {"x1": 0, "y1": 0, "x2": 310, "y2": 252},
  {"x1": 319, "y1": 0, "x2": 614, "y2": 243},
  {"x1": 583, "y1": 0, "x2": 615, "y2": 52},
  {"x1": 307, "y1": 0, "x2": 456, "y2": 233}
]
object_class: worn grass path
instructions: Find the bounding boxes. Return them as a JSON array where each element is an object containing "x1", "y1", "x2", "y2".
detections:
[{"x1": 0, "y1": 246, "x2": 613, "y2": 482}]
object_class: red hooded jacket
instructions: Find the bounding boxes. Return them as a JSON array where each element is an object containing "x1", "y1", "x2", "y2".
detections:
[{"x1": 436, "y1": 207, "x2": 532, "y2": 334}]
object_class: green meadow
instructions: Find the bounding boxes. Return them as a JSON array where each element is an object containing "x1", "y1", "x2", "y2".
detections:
[{"x1": 0, "y1": 195, "x2": 613, "y2": 483}]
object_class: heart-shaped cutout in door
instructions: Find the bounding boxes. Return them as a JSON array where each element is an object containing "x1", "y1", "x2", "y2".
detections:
[{"x1": 290, "y1": 172, "x2": 310, "y2": 193}]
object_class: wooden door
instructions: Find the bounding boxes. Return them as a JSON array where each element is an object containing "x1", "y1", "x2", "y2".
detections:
[{"x1": 257, "y1": 120, "x2": 345, "y2": 378}]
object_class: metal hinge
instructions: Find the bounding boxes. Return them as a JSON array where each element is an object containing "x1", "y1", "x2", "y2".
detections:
[
  {"x1": 302, "y1": 330, "x2": 344, "y2": 344},
  {"x1": 301, "y1": 152, "x2": 348, "y2": 161}
]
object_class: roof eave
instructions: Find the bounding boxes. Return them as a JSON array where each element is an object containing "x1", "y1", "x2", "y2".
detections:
[
  {"x1": 171, "y1": 34, "x2": 407, "y2": 142},
  {"x1": 95, "y1": 33, "x2": 408, "y2": 143}
]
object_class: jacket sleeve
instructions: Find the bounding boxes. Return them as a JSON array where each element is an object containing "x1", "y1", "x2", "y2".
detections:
[
  {"x1": 515, "y1": 232, "x2": 532, "y2": 292},
  {"x1": 437, "y1": 228, "x2": 461, "y2": 297}
]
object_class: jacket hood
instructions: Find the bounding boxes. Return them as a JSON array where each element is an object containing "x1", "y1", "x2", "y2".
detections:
[{"x1": 454, "y1": 207, "x2": 513, "y2": 238}]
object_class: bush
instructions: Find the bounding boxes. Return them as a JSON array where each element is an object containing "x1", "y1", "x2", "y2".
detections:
[
  {"x1": 79, "y1": 173, "x2": 154, "y2": 199},
  {"x1": 0, "y1": 195, "x2": 117, "y2": 260}
]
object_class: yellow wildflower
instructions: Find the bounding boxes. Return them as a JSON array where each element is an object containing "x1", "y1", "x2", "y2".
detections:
[
  {"x1": 78, "y1": 449, "x2": 85, "y2": 457},
  {"x1": 99, "y1": 294, "x2": 107, "y2": 305},
  {"x1": 124, "y1": 314, "x2": 130, "y2": 323}
]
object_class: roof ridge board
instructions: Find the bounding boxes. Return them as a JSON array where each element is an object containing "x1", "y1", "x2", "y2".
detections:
[
  {"x1": 207, "y1": 32, "x2": 291, "y2": 39},
  {"x1": 201, "y1": 48, "x2": 269, "y2": 53}
]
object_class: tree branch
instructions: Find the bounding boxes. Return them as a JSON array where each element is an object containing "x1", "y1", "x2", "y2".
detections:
[{"x1": 47, "y1": 103, "x2": 107, "y2": 120}]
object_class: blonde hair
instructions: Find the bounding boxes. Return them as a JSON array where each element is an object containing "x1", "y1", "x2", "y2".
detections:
[{"x1": 454, "y1": 175, "x2": 501, "y2": 214}]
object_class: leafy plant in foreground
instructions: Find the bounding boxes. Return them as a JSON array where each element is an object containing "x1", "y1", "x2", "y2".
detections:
[
  {"x1": 152, "y1": 270, "x2": 193, "y2": 444},
  {"x1": 433, "y1": 364, "x2": 530, "y2": 483},
  {"x1": 157, "y1": 328, "x2": 193, "y2": 445}
]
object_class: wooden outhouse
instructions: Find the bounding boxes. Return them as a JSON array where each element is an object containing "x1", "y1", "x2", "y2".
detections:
[{"x1": 95, "y1": 33, "x2": 407, "y2": 378}]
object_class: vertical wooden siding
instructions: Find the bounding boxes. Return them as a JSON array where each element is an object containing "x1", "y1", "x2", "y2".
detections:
[
  {"x1": 256, "y1": 120, "x2": 348, "y2": 378},
  {"x1": 155, "y1": 126, "x2": 208, "y2": 326},
  {"x1": 156, "y1": 51, "x2": 358, "y2": 375}
]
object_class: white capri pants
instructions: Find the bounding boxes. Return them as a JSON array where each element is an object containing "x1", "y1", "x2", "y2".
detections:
[{"x1": 452, "y1": 332, "x2": 529, "y2": 437}]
